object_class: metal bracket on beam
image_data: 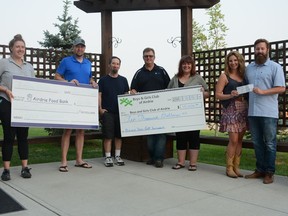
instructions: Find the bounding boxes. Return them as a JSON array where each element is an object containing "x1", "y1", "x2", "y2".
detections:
[
  {"x1": 167, "y1": 36, "x2": 181, "y2": 48},
  {"x1": 109, "y1": 37, "x2": 122, "y2": 48}
]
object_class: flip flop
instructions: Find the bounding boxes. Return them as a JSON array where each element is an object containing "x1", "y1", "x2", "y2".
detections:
[
  {"x1": 188, "y1": 164, "x2": 197, "y2": 171},
  {"x1": 172, "y1": 163, "x2": 185, "y2": 170},
  {"x1": 59, "y1": 165, "x2": 68, "y2": 172},
  {"x1": 75, "y1": 162, "x2": 92, "y2": 168}
]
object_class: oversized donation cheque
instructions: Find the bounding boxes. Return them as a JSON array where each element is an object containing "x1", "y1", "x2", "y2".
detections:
[
  {"x1": 11, "y1": 76, "x2": 99, "y2": 129},
  {"x1": 118, "y1": 86, "x2": 206, "y2": 137}
]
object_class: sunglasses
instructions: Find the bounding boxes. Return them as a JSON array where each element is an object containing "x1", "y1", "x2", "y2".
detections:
[{"x1": 143, "y1": 55, "x2": 154, "y2": 58}]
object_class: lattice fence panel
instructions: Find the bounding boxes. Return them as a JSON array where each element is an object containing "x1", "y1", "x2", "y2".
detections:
[{"x1": 194, "y1": 40, "x2": 288, "y2": 127}]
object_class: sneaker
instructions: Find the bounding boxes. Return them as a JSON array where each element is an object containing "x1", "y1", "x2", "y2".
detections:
[
  {"x1": 1, "y1": 169, "x2": 11, "y2": 181},
  {"x1": 114, "y1": 156, "x2": 125, "y2": 166},
  {"x1": 104, "y1": 157, "x2": 114, "y2": 167},
  {"x1": 21, "y1": 167, "x2": 32, "y2": 178},
  {"x1": 155, "y1": 160, "x2": 163, "y2": 168},
  {"x1": 146, "y1": 160, "x2": 155, "y2": 165}
]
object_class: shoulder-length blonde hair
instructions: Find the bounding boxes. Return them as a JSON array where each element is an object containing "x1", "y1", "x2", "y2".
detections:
[{"x1": 224, "y1": 51, "x2": 246, "y2": 78}]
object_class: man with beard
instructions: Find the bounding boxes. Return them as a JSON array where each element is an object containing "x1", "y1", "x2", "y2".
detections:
[
  {"x1": 55, "y1": 38, "x2": 97, "y2": 172},
  {"x1": 98, "y1": 56, "x2": 129, "y2": 167},
  {"x1": 245, "y1": 39, "x2": 285, "y2": 184}
]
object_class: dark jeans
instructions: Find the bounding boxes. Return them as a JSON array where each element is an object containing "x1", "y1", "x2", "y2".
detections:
[
  {"x1": 248, "y1": 116, "x2": 277, "y2": 173},
  {"x1": 0, "y1": 97, "x2": 29, "y2": 161},
  {"x1": 146, "y1": 134, "x2": 166, "y2": 161}
]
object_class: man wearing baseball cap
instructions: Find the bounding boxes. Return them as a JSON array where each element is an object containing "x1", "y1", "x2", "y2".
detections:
[
  {"x1": 73, "y1": 38, "x2": 85, "y2": 46},
  {"x1": 55, "y1": 38, "x2": 97, "y2": 172}
]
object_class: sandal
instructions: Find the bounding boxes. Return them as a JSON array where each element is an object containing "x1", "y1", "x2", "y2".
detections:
[
  {"x1": 75, "y1": 162, "x2": 92, "y2": 168},
  {"x1": 188, "y1": 164, "x2": 197, "y2": 171},
  {"x1": 59, "y1": 165, "x2": 68, "y2": 172},
  {"x1": 172, "y1": 163, "x2": 185, "y2": 170}
]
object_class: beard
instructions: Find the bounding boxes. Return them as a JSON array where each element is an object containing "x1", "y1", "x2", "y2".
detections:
[
  {"x1": 111, "y1": 69, "x2": 118, "y2": 74},
  {"x1": 75, "y1": 53, "x2": 84, "y2": 58},
  {"x1": 255, "y1": 53, "x2": 268, "y2": 65}
]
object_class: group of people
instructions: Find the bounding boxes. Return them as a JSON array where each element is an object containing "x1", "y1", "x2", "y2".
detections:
[{"x1": 0, "y1": 35, "x2": 285, "y2": 185}]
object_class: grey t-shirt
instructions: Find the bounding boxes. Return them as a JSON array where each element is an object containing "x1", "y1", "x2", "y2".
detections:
[
  {"x1": 167, "y1": 74, "x2": 209, "y2": 90},
  {"x1": 0, "y1": 57, "x2": 35, "y2": 101}
]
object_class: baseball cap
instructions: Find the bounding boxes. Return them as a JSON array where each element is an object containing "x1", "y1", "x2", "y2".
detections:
[{"x1": 73, "y1": 38, "x2": 85, "y2": 46}]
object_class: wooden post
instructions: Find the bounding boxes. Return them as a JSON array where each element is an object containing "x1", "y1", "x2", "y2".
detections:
[
  {"x1": 181, "y1": 7, "x2": 193, "y2": 56},
  {"x1": 101, "y1": 10, "x2": 113, "y2": 76}
]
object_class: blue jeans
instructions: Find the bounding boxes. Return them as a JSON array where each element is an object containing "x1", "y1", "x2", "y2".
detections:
[
  {"x1": 146, "y1": 134, "x2": 166, "y2": 161},
  {"x1": 248, "y1": 117, "x2": 278, "y2": 173}
]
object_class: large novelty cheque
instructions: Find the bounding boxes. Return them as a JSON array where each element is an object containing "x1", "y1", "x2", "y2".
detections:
[
  {"x1": 11, "y1": 75, "x2": 99, "y2": 129},
  {"x1": 118, "y1": 86, "x2": 206, "y2": 137}
]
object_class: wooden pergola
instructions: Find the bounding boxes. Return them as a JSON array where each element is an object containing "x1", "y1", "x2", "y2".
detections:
[{"x1": 74, "y1": 0, "x2": 219, "y2": 75}]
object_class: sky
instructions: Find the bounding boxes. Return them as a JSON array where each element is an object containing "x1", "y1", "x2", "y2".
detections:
[{"x1": 1, "y1": 0, "x2": 288, "y2": 83}]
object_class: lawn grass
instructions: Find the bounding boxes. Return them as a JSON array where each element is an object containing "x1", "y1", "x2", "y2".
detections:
[
  {"x1": 28, "y1": 128, "x2": 49, "y2": 137},
  {"x1": 0, "y1": 127, "x2": 48, "y2": 137},
  {"x1": 198, "y1": 130, "x2": 288, "y2": 176},
  {"x1": 0, "y1": 128, "x2": 287, "y2": 176},
  {"x1": 196, "y1": 143, "x2": 288, "y2": 176},
  {"x1": 1, "y1": 139, "x2": 103, "y2": 167},
  {"x1": 0, "y1": 128, "x2": 103, "y2": 166},
  {"x1": 28, "y1": 139, "x2": 103, "y2": 165}
]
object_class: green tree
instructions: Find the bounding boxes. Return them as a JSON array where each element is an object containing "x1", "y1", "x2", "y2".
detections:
[
  {"x1": 193, "y1": 3, "x2": 228, "y2": 51},
  {"x1": 192, "y1": 20, "x2": 208, "y2": 52},
  {"x1": 39, "y1": 0, "x2": 81, "y2": 50},
  {"x1": 206, "y1": 3, "x2": 228, "y2": 50},
  {"x1": 38, "y1": 0, "x2": 82, "y2": 136}
]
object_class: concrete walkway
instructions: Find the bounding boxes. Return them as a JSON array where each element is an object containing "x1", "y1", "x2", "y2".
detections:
[{"x1": 0, "y1": 158, "x2": 288, "y2": 216}]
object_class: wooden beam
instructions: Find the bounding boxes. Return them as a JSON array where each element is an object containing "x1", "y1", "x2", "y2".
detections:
[
  {"x1": 180, "y1": 7, "x2": 193, "y2": 56},
  {"x1": 74, "y1": 0, "x2": 219, "y2": 13},
  {"x1": 101, "y1": 10, "x2": 113, "y2": 76}
]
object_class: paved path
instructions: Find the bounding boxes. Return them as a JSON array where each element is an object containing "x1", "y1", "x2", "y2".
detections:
[{"x1": 1, "y1": 158, "x2": 288, "y2": 216}]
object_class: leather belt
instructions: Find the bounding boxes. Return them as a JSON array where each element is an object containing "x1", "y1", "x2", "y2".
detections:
[{"x1": 234, "y1": 96, "x2": 244, "y2": 102}]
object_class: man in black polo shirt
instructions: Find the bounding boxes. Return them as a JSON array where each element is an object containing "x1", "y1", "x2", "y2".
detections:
[{"x1": 130, "y1": 47, "x2": 170, "y2": 168}]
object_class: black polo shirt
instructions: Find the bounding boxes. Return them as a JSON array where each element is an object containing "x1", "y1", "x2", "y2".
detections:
[{"x1": 131, "y1": 64, "x2": 170, "y2": 92}]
